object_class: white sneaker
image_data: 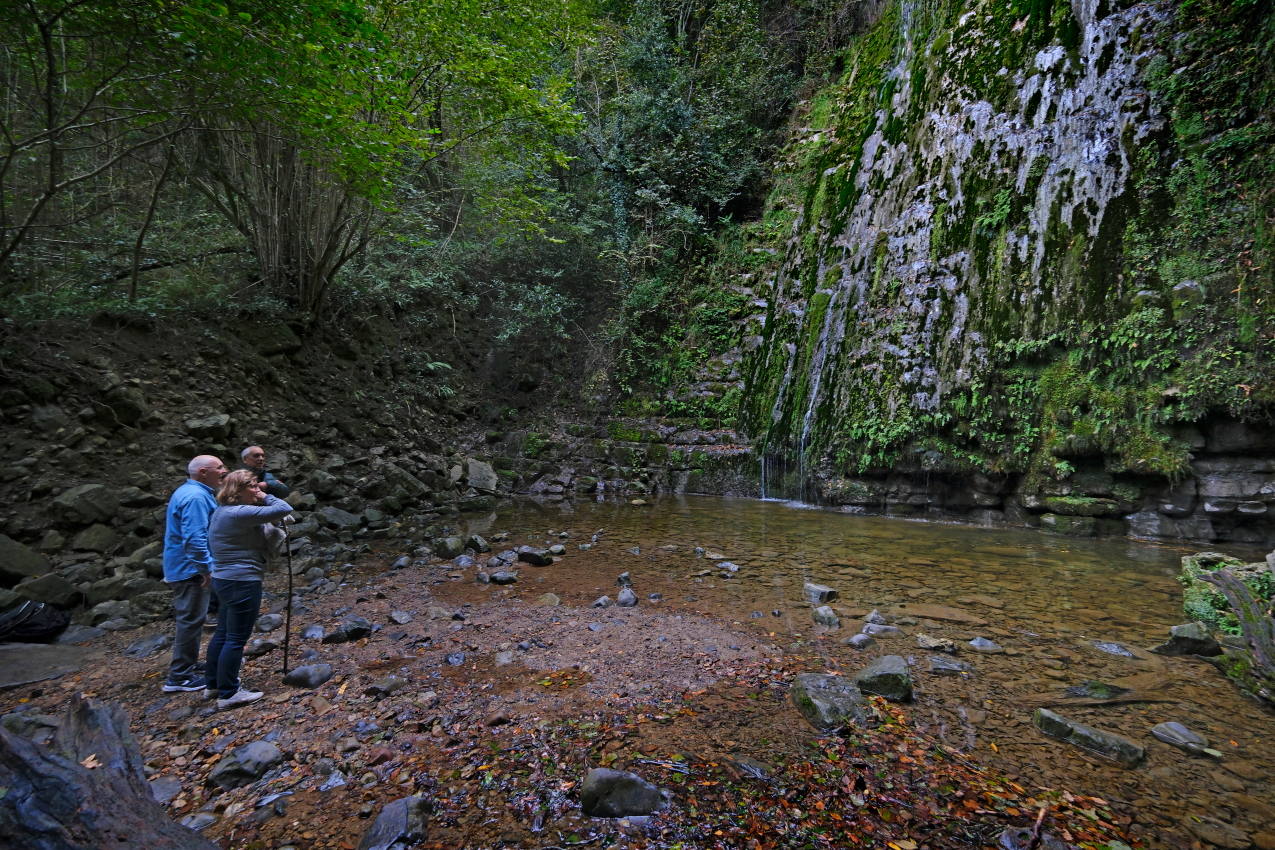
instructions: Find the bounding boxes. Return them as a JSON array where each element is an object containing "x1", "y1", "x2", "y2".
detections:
[{"x1": 216, "y1": 688, "x2": 263, "y2": 710}]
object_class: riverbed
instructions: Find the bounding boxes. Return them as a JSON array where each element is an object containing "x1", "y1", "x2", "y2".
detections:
[{"x1": 447, "y1": 494, "x2": 1274, "y2": 847}]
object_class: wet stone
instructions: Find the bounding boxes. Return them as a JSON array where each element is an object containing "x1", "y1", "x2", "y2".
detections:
[
  {"x1": 1152, "y1": 622, "x2": 1222, "y2": 657},
  {"x1": 1091, "y1": 641, "x2": 1135, "y2": 657},
  {"x1": 968, "y1": 637, "x2": 1003, "y2": 653},
  {"x1": 1150, "y1": 721, "x2": 1210, "y2": 756},
  {"x1": 845, "y1": 633, "x2": 875, "y2": 650},
  {"x1": 1185, "y1": 817, "x2": 1250, "y2": 849},
  {"x1": 803, "y1": 582, "x2": 838, "y2": 604},
  {"x1": 617, "y1": 588, "x2": 638, "y2": 607},
  {"x1": 593, "y1": 596, "x2": 613, "y2": 608},
  {"x1": 388, "y1": 610, "x2": 413, "y2": 625},
  {"x1": 929, "y1": 655, "x2": 972, "y2": 675},
  {"x1": 862, "y1": 623, "x2": 901, "y2": 637},
  {"x1": 1032, "y1": 708, "x2": 1145, "y2": 768},
  {"x1": 854, "y1": 655, "x2": 913, "y2": 702}
]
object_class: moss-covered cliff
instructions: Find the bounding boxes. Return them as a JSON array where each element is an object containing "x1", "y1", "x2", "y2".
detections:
[{"x1": 731, "y1": 0, "x2": 1274, "y2": 544}]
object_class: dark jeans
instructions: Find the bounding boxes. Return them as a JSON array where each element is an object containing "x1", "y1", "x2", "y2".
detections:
[
  {"x1": 167, "y1": 576, "x2": 210, "y2": 683},
  {"x1": 205, "y1": 578, "x2": 263, "y2": 699}
]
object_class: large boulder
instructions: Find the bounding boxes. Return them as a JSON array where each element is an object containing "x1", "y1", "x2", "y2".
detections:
[
  {"x1": 465, "y1": 458, "x2": 498, "y2": 492},
  {"x1": 14, "y1": 573, "x2": 81, "y2": 607},
  {"x1": 854, "y1": 655, "x2": 913, "y2": 702},
  {"x1": 52, "y1": 484, "x2": 118, "y2": 526},
  {"x1": 0, "y1": 534, "x2": 51, "y2": 586},
  {"x1": 790, "y1": 673, "x2": 869, "y2": 730},
  {"x1": 579, "y1": 768, "x2": 667, "y2": 817},
  {"x1": 317, "y1": 506, "x2": 362, "y2": 530},
  {"x1": 1032, "y1": 709, "x2": 1144, "y2": 768},
  {"x1": 70, "y1": 523, "x2": 120, "y2": 553}
]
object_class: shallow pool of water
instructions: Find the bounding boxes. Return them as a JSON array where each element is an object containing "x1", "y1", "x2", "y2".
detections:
[{"x1": 465, "y1": 495, "x2": 1274, "y2": 846}]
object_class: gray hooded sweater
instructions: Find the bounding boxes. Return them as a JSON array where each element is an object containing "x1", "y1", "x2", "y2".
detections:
[{"x1": 208, "y1": 494, "x2": 292, "y2": 582}]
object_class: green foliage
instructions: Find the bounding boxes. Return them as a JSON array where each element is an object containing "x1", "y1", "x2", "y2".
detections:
[{"x1": 1179, "y1": 553, "x2": 1273, "y2": 636}]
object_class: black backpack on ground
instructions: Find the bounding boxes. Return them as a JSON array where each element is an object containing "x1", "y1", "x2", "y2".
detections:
[{"x1": 0, "y1": 600, "x2": 71, "y2": 643}]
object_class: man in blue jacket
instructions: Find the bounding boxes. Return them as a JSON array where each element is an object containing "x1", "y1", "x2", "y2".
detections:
[
  {"x1": 239, "y1": 445, "x2": 291, "y2": 498},
  {"x1": 161, "y1": 454, "x2": 228, "y2": 692}
]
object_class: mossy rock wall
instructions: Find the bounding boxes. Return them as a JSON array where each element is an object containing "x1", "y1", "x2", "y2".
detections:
[{"x1": 736, "y1": 0, "x2": 1274, "y2": 545}]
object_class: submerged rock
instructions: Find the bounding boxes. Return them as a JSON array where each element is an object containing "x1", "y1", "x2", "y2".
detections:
[
  {"x1": 812, "y1": 605, "x2": 840, "y2": 627},
  {"x1": 1150, "y1": 721, "x2": 1219, "y2": 757},
  {"x1": 1032, "y1": 708, "x2": 1145, "y2": 768},
  {"x1": 803, "y1": 582, "x2": 838, "y2": 604}
]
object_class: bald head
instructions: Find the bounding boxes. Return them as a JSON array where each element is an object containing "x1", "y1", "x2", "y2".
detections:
[{"x1": 187, "y1": 455, "x2": 228, "y2": 487}]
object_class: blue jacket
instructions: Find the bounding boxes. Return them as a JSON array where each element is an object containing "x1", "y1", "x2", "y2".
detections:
[{"x1": 162, "y1": 479, "x2": 218, "y2": 582}]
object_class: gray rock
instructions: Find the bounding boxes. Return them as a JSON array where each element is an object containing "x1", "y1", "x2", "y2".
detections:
[
  {"x1": 15, "y1": 573, "x2": 81, "y2": 607},
  {"x1": 790, "y1": 673, "x2": 870, "y2": 730},
  {"x1": 452, "y1": 554, "x2": 476, "y2": 569},
  {"x1": 854, "y1": 655, "x2": 913, "y2": 702},
  {"x1": 1150, "y1": 721, "x2": 1216, "y2": 757},
  {"x1": 616, "y1": 572, "x2": 632, "y2": 587},
  {"x1": 52, "y1": 483, "x2": 119, "y2": 525},
  {"x1": 466, "y1": 534, "x2": 491, "y2": 553},
  {"x1": 1151, "y1": 622, "x2": 1222, "y2": 657},
  {"x1": 465, "y1": 458, "x2": 498, "y2": 492},
  {"x1": 548, "y1": 544, "x2": 566, "y2": 556},
  {"x1": 579, "y1": 768, "x2": 667, "y2": 817},
  {"x1": 864, "y1": 609, "x2": 888, "y2": 625},
  {"x1": 997, "y1": 826, "x2": 1077, "y2": 850},
  {"x1": 123, "y1": 633, "x2": 171, "y2": 659},
  {"x1": 185, "y1": 413, "x2": 232, "y2": 441},
  {"x1": 968, "y1": 637, "x2": 1003, "y2": 653},
  {"x1": 364, "y1": 677, "x2": 407, "y2": 698},
  {"x1": 256, "y1": 614, "x2": 284, "y2": 632},
  {"x1": 490, "y1": 570, "x2": 518, "y2": 585},
  {"x1": 617, "y1": 588, "x2": 638, "y2": 607},
  {"x1": 318, "y1": 506, "x2": 362, "y2": 530},
  {"x1": 389, "y1": 610, "x2": 413, "y2": 625},
  {"x1": 916, "y1": 634, "x2": 957, "y2": 653},
  {"x1": 70, "y1": 523, "x2": 119, "y2": 553},
  {"x1": 208, "y1": 741, "x2": 284, "y2": 789},
  {"x1": 592, "y1": 595, "x2": 613, "y2": 608},
  {"x1": 1184, "y1": 816, "x2": 1251, "y2": 849},
  {"x1": 862, "y1": 623, "x2": 901, "y2": 637},
  {"x1": 803, "y1": 582, "x2": 838, "y2": 604},
  {"x1": 322, "y1": 617, "x2": 372, "y2": 644},
  {"x1": 302, "y1": 625, "x2": 325, "y2": 640},
  {"x1": 812, "y1": 605, "x2": 840, "y2": 627},
  {"x1": 516, "y1": 546, "x2": 553, "y2": 566},
  {"x1": 357, "y1": 795, "x2": 431, "y2": 850},
  {"x1": 929, "y1": 655, "x2": 972, "y2": 675},
  {"x1": 390, "y1": 555, "x2": 411, "y2": 570},
  {"x1": 434, "y1": 537, "x2": 465, "y2": 558},
  {"x1": 1032, "y1": 708, "x2": 1145, "y2": 768},
  {"x1": 0, "y1": 534, "x2": 50, "y2": 584},
  {"x1": 1091, "y1": 640, "x2": 1135, "y2": 657},
  {"x1": 149, "y1": 775, "x2": 183, "y2": 805},
  {"x1": 180, "y1": 813, "x2": 217, "y2": 831},
  {"x1": 845, "y1": 633, "x2": 875, "y2": 650},
  {"x1": 494, "y1": 650, "x2": 515, "y2": 667},
  {"x1": 537, "y1": 593, "x2": 561, "y2": 606},
  {"x1": 283, "y1": 663, "x2": 333, "y2": 689}
]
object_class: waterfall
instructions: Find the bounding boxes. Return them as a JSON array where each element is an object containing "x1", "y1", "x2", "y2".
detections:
[{"x1": 752, "y1": 0, "x2": 1171, "y2": 495}]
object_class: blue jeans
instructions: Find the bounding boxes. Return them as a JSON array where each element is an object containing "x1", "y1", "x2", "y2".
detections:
[
  {"x1": 167, "y1": 577, "x2": 210, "y2": 684},
  {"x1": 205, "y1": 578, "x2": 263, "y2": 698}
]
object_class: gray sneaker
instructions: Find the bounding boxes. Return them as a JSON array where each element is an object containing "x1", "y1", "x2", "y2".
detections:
[
  {"x1": 162, "y1": 677, "x2": 207, "y2": 693},
  {"x1": 216, "y1": 688, "x2": 264, "y2": 710}
]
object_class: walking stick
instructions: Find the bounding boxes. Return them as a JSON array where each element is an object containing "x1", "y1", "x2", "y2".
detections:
[{"x1": 281, "y1": 520, "x2": 293, "y2": 677}]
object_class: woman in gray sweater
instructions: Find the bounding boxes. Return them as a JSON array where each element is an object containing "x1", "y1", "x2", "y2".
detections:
[{"x1": 204, "y1": 469, "x2": 292, "y2": 710}]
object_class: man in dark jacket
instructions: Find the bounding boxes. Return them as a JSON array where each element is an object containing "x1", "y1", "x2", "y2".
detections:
[{"x1": 240, "y1": 445, "x2": 291, "y2": 498}]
